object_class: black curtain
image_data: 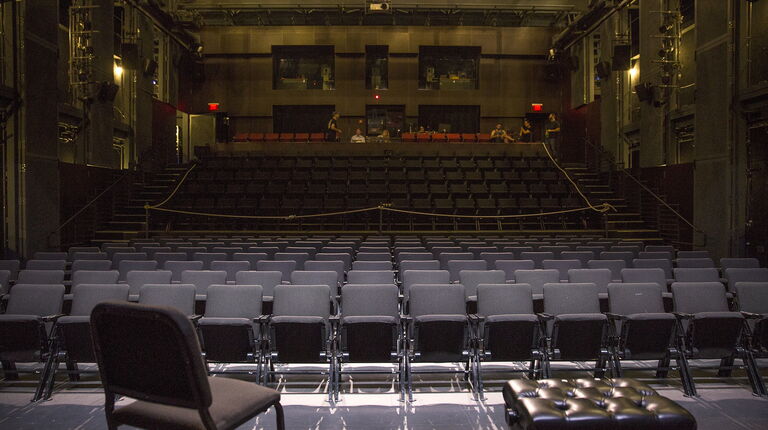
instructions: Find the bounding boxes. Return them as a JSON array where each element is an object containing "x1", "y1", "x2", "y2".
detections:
[
  {"x1": 273, "y1": 105, "x2": 335, "y2": 133},
  {"x1": 418, "y1": 105, "x2": 480, "y2": 133}
]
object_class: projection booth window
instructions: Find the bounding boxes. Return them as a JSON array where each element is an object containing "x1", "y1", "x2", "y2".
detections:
[
  {"x1": 418, "y1": 46, "x2": 480, "y2": 90},
  {"x1": 273, "y1": 45, "x2": 335, "y2": 90}
]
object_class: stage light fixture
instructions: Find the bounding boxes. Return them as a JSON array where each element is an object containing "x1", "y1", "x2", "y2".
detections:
[
  {"x1": 113, "y1": 57, "x2": 123, "y2": 81},
  {"x1": 629, "y1": 65, "x2": 638, "y2": 79}
]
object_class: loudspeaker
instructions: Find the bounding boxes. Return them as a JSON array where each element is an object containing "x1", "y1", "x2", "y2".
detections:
[
  {"x1": 567, "y1": 55, "x2": 579, "y2": 71},
  {"x1": 98, "y1": 82, "x2": 119, "y2": 102},
  {"x1": 121, "y1": 43, "x2": 139, "y2": 70},
  {"x1": 595, "y1": 61, "x2": 611, "y2": 79},
  {"x1": 634, "y1": 82, "x2": 653, "y2": 102},
  {"x1": 544, "y1": 63, "x2": 561, "y2": 82},
  {"x1": 143, "y1": 58, "x2": 158, "y2": 76},
  {"x1": 612, "y1": 45, "x2": 631, "y2": 70}
]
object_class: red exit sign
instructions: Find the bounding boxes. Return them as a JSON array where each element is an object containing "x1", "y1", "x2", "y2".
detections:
[
  {"x1": 531, "y1": 103, "x2": 543, "y2": 112},
  {"x1": 208, "y1": 102, "x2": 220, "y2": 111}
]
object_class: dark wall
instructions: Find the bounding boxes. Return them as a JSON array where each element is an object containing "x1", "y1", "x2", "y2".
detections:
[{"x1": 191, "y1": 26, "x2": 562, "y2": 141}]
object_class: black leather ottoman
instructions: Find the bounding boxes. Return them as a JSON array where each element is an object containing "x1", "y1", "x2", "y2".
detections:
[{"x1": 503, "y1": 378, "x2": 696, "y2": 430}]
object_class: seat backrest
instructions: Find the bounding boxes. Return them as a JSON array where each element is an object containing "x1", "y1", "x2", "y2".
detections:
[
  {"x1": 398, "y1": 252, "x2": 436, "y2": 264},
  {"x1": 274, "y1": 252, "x2": 310, "y2": 270},
  {"x1": 494, "y1": 260, "x2": 535, "y2": 281},
  {"x1": 232, "y1": 252, "x2": 268, "y2": 268},
  {"x1": 72, "y1": 259, "x2": 112, "y2": 273},
  {"x1": 355, "y1": 252, "x2": 391, "y2": 262},
  {"x1": 6, "y1": 284, "x2": 65, "y2": 316},
  {"x1": 347, "y1": 270, "x2": 395, "y2": 285},
  {"x1": 631, "y1": 259, "x2": 673, "y2": 279},
  {"x1": 70, "y1": 284, "x2": 129, "y2": 316},
  {"x1": 513, "y1": 269, "x2": 560, "y2": 295},
  {"x1": 138, "y1": 284, "x2": 196, "y2": 316},
  {"x1": 479, "y1": 252, "x2": 516, "y2": 267},
  {"x1": 0, "y1": 259, "x2": 21, "y2": 279},
  {"x1": 671, "y1": 282, "x2": 729, "y2": 313},
  {"x1": 33, "y1": 252, "x2": 68, "y2": 260},
  {"x1": 0, "y1": 270, "x2": 9, "y2": 295},
  {"x1": 67, "y1": 246, "x2": 101, "y2": 261},
  {"x1": 645, "y1": 245, "x2": 674, "y2": 253},
  {"x1": 559, "y1": 251, "x2": 595, "y2": 267},
  {"x1": 607, "y1": 283, "x2": 665, "y2": 315},
  {"x1": 315, "y1": 253, "x2": 352, "y2": 271},
  {"x1": 204, "y1": 284, "x2": 263, "y2": 318},
  {"x1": 126, "y1": 270, "x2": 173, "y2": 297},
  {"x1": 543, "y1": 283, "x2": 600, "y2": 315},
  {"x1": 678, "y1": 250, "x2": 710, "y2": 259},
  {"x1": 447, "y1": 260, "x2": 487, "y2": 282},
  {"x1": 399, "y1": 260, "x2": 440, "y2": 271},
  {"x1": 272, "y1": 284, "x2": 330, "y2": 319},
  {"x1": 458, "y1": 270, "x2": 506, "y2": 298},
  {"x1": 600, "y1": 251, "x2": 634, "y2": 267},
  {"x1": 192, "y1": 252, "x2": 228, "y2": 269},
  {"x1": 235, "y1": 271, "x2": 282, "y2": 297},
  {"x1": 567, "y1": 268, "x2": 612, "y2": 295},
  {"x1": 519, "y1": 252, "x2": 554, "y2": 269},
  {"x1": 17, "y1": 269, "x2": 65, "y2": 284},
  {"x1": 341, "y1": 284, "x2": 399, "y2": 318},
  {"x1": 90, "y1": 301, "x2": 212, "y2": 409},
  {"x1": 409, "y1": 284, "x2": 466, "y2": 318},
  {"x1": 673, "y1": 267, "x2": 720, "y2": 283},
  {"x1": 210, "y1": 260, "x2": 250, "y2": 282},
  {"x1": 402, "y1": 270, "x2": 450, "y2": 297},
  {"x1": 734, "y1": 282, "x2": 768, "y2": 314},
  {"x1": 304, "y1": 260, "x2": 345, "y2": 284},
  {"x1": 542, "y1": 259, "x2": 582, "y2": 281},
  {"x1": 725, "y1": 268, "x2": 768, "y2": 292},
  {"x1": 675, "y1": 258, "x2": 715, "y2": 268},
  {"x1": 71, "y1": 270, "x2": 120, "y2": 288},
  {"x1": 351, "y1": 260, "x2": 393, "y2": 270},
  {"x1": 164, "y1": 260, "x2": 204, "y2": 282},
  {"x1": 111, "y1": 252, "x2": 148, "y2": 269},
  {"x1": 720, "y1": 257, "x2": 760, "y2": 270},
  {"x1": 290, "y1": 271, "x2": 339, "y2": 294},
  {"x1": 638, "y1": 251, "x2": 673, "y2": 260},
  {"x1": 118, "y1": 260, "x2": 158, "y2": 281},
  {"x1": 476, "y1": 283, "x2": 534, "y2": 316},
  {"x1": 26, "y1": 259, "x2": 67, "y2": 270},
  {"x1": 438, "y1": 252, "x2": 474, "y2": 269},
  {"x1": 621, "y1": 268, "x2": 667, "y2": 288},
  {"x1": 180, "y1": 270, "x2": 228, "y2": 296},
  {"x1": 587, "y1": 259, "x2": 626, "y2": 281},
  {"x1": 256, "y1": 260, "x2": 297, "y2": 282}
]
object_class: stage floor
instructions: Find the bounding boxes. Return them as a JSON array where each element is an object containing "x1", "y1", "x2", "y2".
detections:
[{"x1": 1, "y1": 360, "x2": 767, "y2": 430}]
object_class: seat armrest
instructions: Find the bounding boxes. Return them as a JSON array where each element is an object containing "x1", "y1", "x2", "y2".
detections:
[
  {"x1": 255, "y1": 314, "x2": 272, "y2": 324},
  {"x1": 399, "y1": 314, "x2": 412, "y2": 324},
  {"x1": 468, "y1": 314, "x2": 485, "y2": 323},
  {"x1": 605, "y1": 312, "x2": 627, "y2": 321},
  {"x1": 42, "y1": 314, "x2": 65, "y2": 322},
  {"x1": 189, "y1": 314, "x2": 203, "y2": 322},
  {"x1": 537, "y1": 313, "x2": 554, "y2": 321},
  {"x1": 741, "y1": 311, "x2": 763, "y2": 320},
  {"x1": 673, "y1": 312, "x2": 694, "y2": 320}
]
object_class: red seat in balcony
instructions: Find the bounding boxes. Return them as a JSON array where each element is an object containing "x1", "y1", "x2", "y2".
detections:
[
  {"x1": 278, "y1": 133, "x2": 294, "y2": 142},
  {"x1": 461, "y1": 133, "x2": 477, "y2": 142},
  {"x1": 416, "y1": 133, "x2": 431, "y2": 142},
  {"x1": 232, "y1": 132, "x2": 249, "y2": 142},
  {"x1": 248, "y1": 132, "x2": 265, "y2": 141},
  {"x1": 264, "y1": 133, "x2": 279, "y2": 142},
  {"x1": 476, "y1": 133, "x2": 491, "y2": 143},
  {"x1": 431, "y1": 133, "x2": 447, "y2": 142},
  {"x1": 447, "y1": 133, "x2": 462, "y2": 142},
  {"x1": 401, "y1": 132, "x2": 416, "y2": 142},
  {"x1": 309, "y1": 133, "x2": 325, "y2": 142},
  {"x1": 294, "y1": 133, "x2": 310, "y2": 142}
]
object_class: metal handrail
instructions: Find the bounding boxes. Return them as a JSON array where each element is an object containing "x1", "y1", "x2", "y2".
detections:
[
  {"x1": 581, "y1": 138, "x2": 707, "y2": 246},
  {"x1": 46, "y1": 171, "x2": 133, "y2": 246}
]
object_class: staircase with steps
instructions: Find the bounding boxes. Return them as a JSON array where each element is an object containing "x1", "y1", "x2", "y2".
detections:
[
  {"x1": 562, "y1": 163, "x2": 665, "y2": 243},
  {"x1": 92, "y1": 165, "x2": 191, "y2": 243}
]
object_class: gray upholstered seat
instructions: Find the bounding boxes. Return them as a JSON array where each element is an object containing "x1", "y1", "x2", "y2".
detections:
[
  {"x1": 274, "y1": 252, "x2": 310, "y2": 270},
  {"x1": 459, "y1": 269, "x2": 505, "y2": 303},
  {"x1": 71, "y1": 259, "x2": 112, "y2": 273},
  {"x1": 193, "y1": 252, "x2": 228, "y2": 270},
  {"x1": 111, "y1": 252, "x2": 148, "y2": 270},
  {"x1": 17, "y1": 269, "x2": 65, "y2": 285},
  {"x1": 256, "y1": 260, "x2": 296, "y2": 283},
  {"x1": 675, "y1": 257, "x2": 715, "y2": 268},
  {"x1": 567, "y1": 268, "x2": 612, "y2": 299},
  {"x1": 720, "y1": 257, "x2": 759, "y2": 270},
  {"x1": 588, "y1": 259, "x2": 626, "y2": 281},
  {"x1": 724, "y1": 268, "x2": 768, "y2": 293},
  {"x1": 118, "y1": 260, "x2": 158, "y2": 282},
  {"x1": 210, "y1": 260, "x2": 250, "y2": 283},
  {"x1": 559, "y1": 251, "x2": 594, "y2": 268},
  {"x1": 346, "y1": 270, "x2": 395, "y2": 285},
  {"x1": 25, "y1": 259, "x2": 67, "y2": 271},
  {"x1": 138, "y1": 284, "x2": 196, "y2": 316},
  {"x1": 90, "y1": 301, "x2": 284, "y2": 430},
  {"x1": 447, "y1": 260, "x2": 487, "y2": 282},
  {"x1": 0, "y1": 260, "x2": 21, "y2": 280},
  {"x1": 542, "y1": 259, "x2": 582, "y2": 281},
  {"x1": 632, "y1": 258, "x2": 674, "y2": 280},
  {"x1": 402, "y1": 269, "x2": 450, "y2": 298},
  {"x1": 542, "y1": 282, "x2": 610, "y2": 378},
  {"x1": 125, "y1": 270, "x2": 172, "y2": 301},
  {"x1": 399, "y1": 260, "x2": 440, "y2": 272},
  {"x1": 673, "y1": 267, "x2": 721, "y2": 283},
  {"x1": 494, "y1": 260, "x2": 535, "y2": 281},
  {"x1": 181, "y1": 270, "x2": 228, "y2": 301},
  {"x1": 164, "y1": 260, "x2": 204, "y2": 282},
  {"x1": 514, "y1": 269, "x2": 560, "y2": 299}
]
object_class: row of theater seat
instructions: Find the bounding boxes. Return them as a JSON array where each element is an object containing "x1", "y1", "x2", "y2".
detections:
[
  {"x1": 201, "y1": 155, "x2": 556, "y2": 172},
  {"x1": 5, "y1": 275, "x2": 767, "y2": 402},
  {"x1": 230, "y1": 132, "x2": 512, "y2": 143}
]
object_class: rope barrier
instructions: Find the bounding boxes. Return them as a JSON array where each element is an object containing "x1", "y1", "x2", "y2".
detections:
[{"x1": 148, "y1": 163, "x2": 198, "y2": 209}]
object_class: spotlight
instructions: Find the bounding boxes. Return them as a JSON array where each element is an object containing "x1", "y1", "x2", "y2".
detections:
[
  {"x1": 113, "y1": 57, "x2": 124, "y2": 81},
  {"x1": 629, "y1": 65, "x2": 638, "y2": 79}
]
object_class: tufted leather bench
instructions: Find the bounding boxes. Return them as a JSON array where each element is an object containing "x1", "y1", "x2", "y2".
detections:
[{"x1": 503, "y1": 378, "x2": 696, "y2": 430}]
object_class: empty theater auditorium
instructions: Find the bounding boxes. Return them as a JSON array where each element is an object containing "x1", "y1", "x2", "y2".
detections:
[{"x1": 2, "y1": 0, "x2": 768, "y2": 429}]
